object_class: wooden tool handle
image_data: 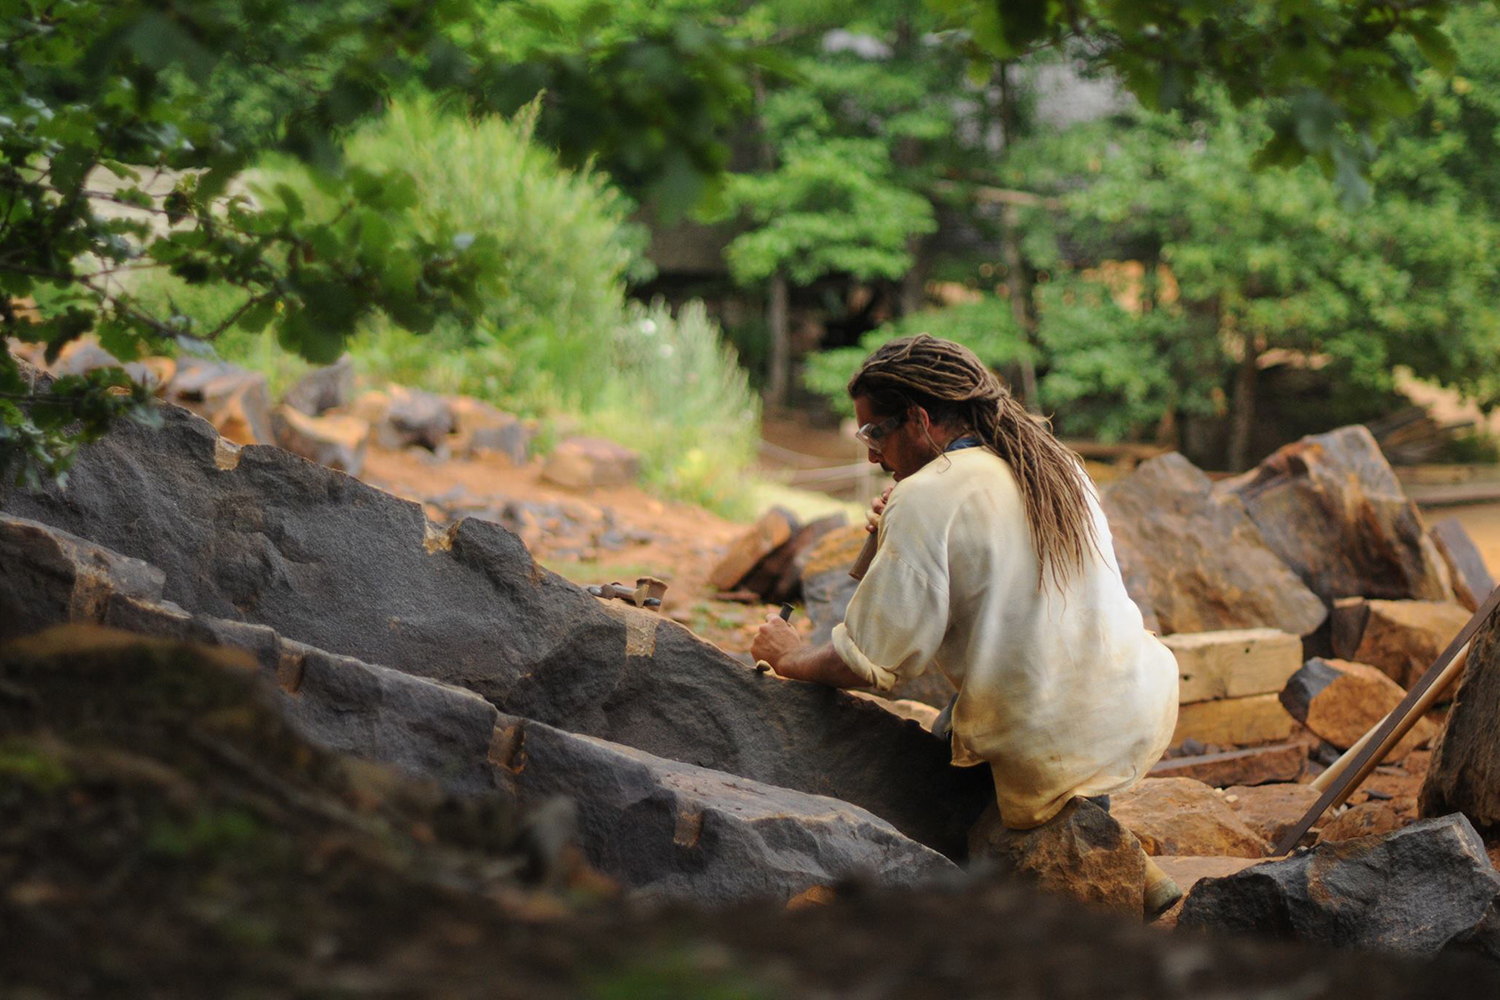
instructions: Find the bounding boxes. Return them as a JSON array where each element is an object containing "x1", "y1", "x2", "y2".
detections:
[
  {"x1": 1271, "y1": 584, "x2": 1500, "y2": 855},
  {"x1": 849, "y1": 532, "x2": 878, "y2": 580}
]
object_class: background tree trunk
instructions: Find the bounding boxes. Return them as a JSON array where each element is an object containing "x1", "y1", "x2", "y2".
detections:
[
  {"x1": 997, "y1": 63, "x2": 1040, "y2": 413},
  {"x1": 1228, "y1": 333, "x2": 1258, "y2": 472},
  {"x1": 1001, "y1": 202, "x2": 1040, "y2": 413},
  {"x1": 766, "y1": 274, "x2": 790, "y2": 407}
]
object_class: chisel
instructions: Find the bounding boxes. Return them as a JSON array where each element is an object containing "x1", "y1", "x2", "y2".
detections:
[{"x1": 754, "y1": 603, "x2": 795, "y2": 673}]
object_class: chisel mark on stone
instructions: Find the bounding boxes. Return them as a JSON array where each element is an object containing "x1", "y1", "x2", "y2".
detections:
[
  {"x1": 490, "y1": 723, "x2": 526, "y2": 773},
  {"x1": 597, "y1": 601, "x2": 658, "y2": 658},
  {"x1": 423, "y1": 519, "x2": 459, "y2": 553},
  {"x1": 276, "y1": 648, "x2": 306, "y2": 693},
  {"x1": 673, "y1": 808, "x2": 703, "y2": 849},
  {"x1": 214, "y1": 437, "x2": 241, "y2": 471}
]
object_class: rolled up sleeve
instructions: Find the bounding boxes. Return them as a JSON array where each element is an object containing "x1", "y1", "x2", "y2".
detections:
[{"x1": 832, "y1": 536, "x2": 949, "y2": 692}]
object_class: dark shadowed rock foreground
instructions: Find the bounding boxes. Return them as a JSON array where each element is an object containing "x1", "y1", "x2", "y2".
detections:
[
  {"x1": 10, "y1": 629, "x2": 1500, "y2": 1000},
  {"x1": 1421, "y1": 603, "x2": 1500, "y2": 832},
  {"x1": 492, "y1": 712, "x2": 957, "y2": 903},
  {"x1": 1178, "y1": 815, "x2": 1500, "y2": 957}
]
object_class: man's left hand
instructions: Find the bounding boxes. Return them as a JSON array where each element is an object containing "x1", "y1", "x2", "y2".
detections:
[{"x1": 751, "y1": 612, "x2": 800, "y2": 673}]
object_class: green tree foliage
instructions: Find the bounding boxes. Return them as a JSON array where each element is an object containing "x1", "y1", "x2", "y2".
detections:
[
  {"x1": 1000, "y1": 70, "x2": 1500, "y2": 463},
  {"x1": 720, "y1": 138, "x2": 937, "y2": 286},
  {"x1": 135, "y1": 97, "x2": 760, "y2": 513},
  {"x1": 273, "y1": 95, "x2": 647, "y2": 407},
  {"x1": 468, "y1": 0, "x2": 772, "y2": 216},
  {"x1": 801, "y1": 297, "x2": 1029, "y2": 418},
  {"x1": 1, "y1": 0, "x2": 502, "y2": 484},
  {"x1": 713, "y1": 9, "x2": 971, "y2": 287},
  {"x1": 931, "y1": 0, "x2": 1482, "y2": 201},
  {"x1": 0, "y1": 0, "x2": 760, "y2": 486}
]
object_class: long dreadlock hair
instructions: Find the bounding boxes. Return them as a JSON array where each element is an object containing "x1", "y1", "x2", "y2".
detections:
[{"x1": 848, "y1": 334, "x2": 1098, "y2": 589}]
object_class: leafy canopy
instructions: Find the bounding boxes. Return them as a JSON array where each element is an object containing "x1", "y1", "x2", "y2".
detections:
[
  {"x1": 930, "y1": 0, "x2": 1480, "y2": 203},
  {"x1": 0, "y1": 0, "x2": 762, "y2": 485}
]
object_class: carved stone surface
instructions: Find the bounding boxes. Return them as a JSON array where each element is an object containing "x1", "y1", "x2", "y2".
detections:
[
  {"x1": 0, "y1": 401, "x2": 992, "y2": 857},
  {"x1": 492, "y1": 713, "x2": 956, "y2": 903}
]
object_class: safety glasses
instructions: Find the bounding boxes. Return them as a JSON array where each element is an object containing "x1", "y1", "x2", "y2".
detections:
[{"x1": 855, "y1": 412, "x2": 905, "y2": 450}]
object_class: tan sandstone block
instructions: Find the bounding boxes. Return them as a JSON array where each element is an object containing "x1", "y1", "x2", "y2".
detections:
[
  {"x1": 1165, "y1": 628, "x2": 1303, "y2": 703},
  {"x1": 1172, "y1": 693, "x2": 1295, "y2": 748}
]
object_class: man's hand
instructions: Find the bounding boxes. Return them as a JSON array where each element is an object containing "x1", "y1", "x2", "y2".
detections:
[
  {"x1": 867, "y1": 483, "x2": 895, "y2": 533},
  {"x1": 751, "y1": 611, "x2": 800, "y2": 673}
]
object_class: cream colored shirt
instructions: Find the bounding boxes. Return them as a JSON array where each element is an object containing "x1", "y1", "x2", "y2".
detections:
[{"x1": 831, "y1": 446, "x2": 1178, "y2": 829}]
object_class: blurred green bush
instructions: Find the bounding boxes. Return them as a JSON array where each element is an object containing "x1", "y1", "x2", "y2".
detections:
[{"x1": 135, "y1": 97, "x2": 759, "y2": 515}]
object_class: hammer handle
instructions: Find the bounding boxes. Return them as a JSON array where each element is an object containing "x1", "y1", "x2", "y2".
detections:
[{"x1": 849, "y1": 532, "x2": 878, "y2": 581}]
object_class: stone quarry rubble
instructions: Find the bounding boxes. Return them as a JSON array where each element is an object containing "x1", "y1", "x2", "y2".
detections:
[{"x1": 8, "y1": 351, "x2": 1500, "y2": 973}]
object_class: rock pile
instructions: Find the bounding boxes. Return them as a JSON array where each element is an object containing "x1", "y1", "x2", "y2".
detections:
[
  {"x1": 709, "y1": 506, "x2": 848, "y2": 604},
  {"x1": 11, "y1": 349, "x2": 1500, "y2": 965},
  {"x1": 12, "y1": 337, "x2": 540, "y2": 471}
]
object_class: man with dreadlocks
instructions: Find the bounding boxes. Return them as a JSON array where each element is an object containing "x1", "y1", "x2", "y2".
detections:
[{"x1": 752, "y1": 334, "x2": 1181, "y2": 913}]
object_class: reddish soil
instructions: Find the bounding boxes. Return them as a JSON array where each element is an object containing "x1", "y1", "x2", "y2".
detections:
[{"x1": 359, "y1": 447, "x2": 816, "y2": 654}]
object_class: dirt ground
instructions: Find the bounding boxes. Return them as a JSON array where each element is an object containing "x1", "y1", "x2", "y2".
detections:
[{"x1": 359, "y1": 447, "x2": 820, "y2": 655}]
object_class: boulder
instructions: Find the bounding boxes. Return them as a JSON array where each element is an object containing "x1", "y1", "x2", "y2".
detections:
[
  {"x1": 1101, "y1": 453, "x2": 1327, "y2": 637},
  {"x1": 0, "y1": 513, "x2": 504, "y2": 796},
  {"x1": 1221, "y1": 783, "x2": 1323, "y2": 846},
  {"x1": 1331, "y1": 598, "x2": 1472, "y2": 688},
  {"x1": 490, "y1": 713, "x2": 956, "y2": 903},
  {"x1": 540, "y1": 436, "x2": 640, "y2": 488},
  {"x1": 968, "y1": 797, "x2": 1145, "y2": 916},
  {"x1": 1319, "y1": 801, "x2": 1402, "y2": 843},
  {"x1": 167, "y1": 357, "x2": 276, "y2": 446},
  {"x1": 376, "y1": 384, "x2": 455, "y2": 451},
  {"x1": 1149, "y1": 743, "x2": 1306, "y2": 787},
  {"x1": 281, "y1": 356, "x2": 355, "y2": 416},
  {"x1": 799, "y1": 525, "x2": 867, "y2": 645},
  {"x1": 1280, "y1": 657, "x2": 1434, "y2": 761},
  {"x1": 1218, "y1": 425, "x2": 1453, "y2": 605},
  {"x1": 743, "y1": 512, "x2": 846, "y2": 603},
  {"x1": 1164, "y1": 628, "x2": 1303, "y2": 704},
  {"x1": 1421, "y1": 604, "x2": 1500, "y2": 832},
  {"x1": 1178, "y1": 814, "x2": 1500, "y2": 958},
  {"x1": 1111, "y1": 778, "x2": 1269, "y2": 858},
  {"x1": 0, "y1": 513, "x2": 166, "y2": 640},
  {"x1": 709, "y1": 506, "x2": 798, "y2": 592},
  {"x1": 448, "y1": 395, "x2": 530, "y2": 464},
  {"x1": 0, "y1": 397, "x2": 993, "y2": 858},
  {"x1": 1431, "y1": 517, "x2": 1497, "y2": 613},
  {"x1": 272, "y1": 404, "x2": 369, "y2": 475}
]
